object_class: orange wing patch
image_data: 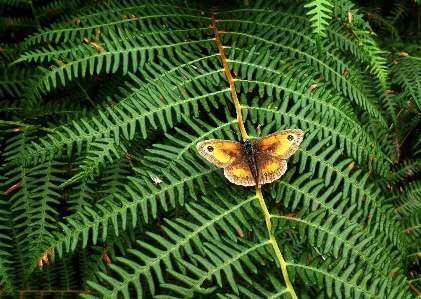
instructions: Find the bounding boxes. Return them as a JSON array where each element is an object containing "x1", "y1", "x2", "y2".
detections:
[
  {"x1": 256, "y1": 155, "x2": 287, "y2": 186},
  {"x1": 258, "y1": 135, "x2": 291, "y2": 156},
  {"x1": 224, "y1": 161, "x2": 255, "y2": 186},
  {"x1": 257, "y1": 129, "x2": 304, "y2": 159},
  {"x1": 196, "y1": 140, "x2": 242, "y2": 167},
  {"x1": 230, "y1": 165, "x2": 251, "y2": 177},
  {"x1": 260, "y1": 160, "x2": 282, "y2": 174}
]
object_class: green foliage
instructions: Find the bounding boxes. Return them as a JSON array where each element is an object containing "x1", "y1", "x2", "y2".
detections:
[
  {"x1": 0, "y1": 0, "x2": 420, "y2": 298},
  {"x1": 304, "y1": 0, "x2": 334, "y2": 54}
]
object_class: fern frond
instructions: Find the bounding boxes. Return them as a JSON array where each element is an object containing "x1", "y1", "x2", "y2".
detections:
[
  {"x1": 290, "y1": 247, "x2": 409, "y2": 298},
  {"x1": 391, "y1": 159, "x2": 421, "y2": 182},
  {"x1": 401, "y1": 205, "x2": 421, "y2": 241},
  {"x1": 223, "y1": 6, "x2": 387, "y2": 126},
  {"x1": 355, "y1": 31, "x2": 388, "y2": 89},
  {"x1": 1, "y1": 0, "x2": 419, "y2": 297},
  {"x1": 0, "y1": 200, "x2": 16, "y2": 298},
  {"x1": 81, "y1": 229, "x2": 137, "y2": 289},
  {"x1": 0, "y1": 17, "x2": 37, "y2": 32},
  {"x1": 304, "y1": 0, "x2": 334, "y2": 53},
  {"x1": 0, "y1": 66, "x2": 34, "y2": 97},
  {"x1": 245, "y1": 88, "x2": 391, "y2": 177},
  {"x1": 390, "y1": 179, "x2": 421, "y2": 217},
  {"x1": 52, "y1": 152, "x2": 213, "y2": 262},
  {"x1": 276, "y1": 166, "x2": 404, "y2": 249},
  {"x1": 79, "y1": 191, "x2": 262, "y2": 298},
  {"x1": 391, "y1": 53, "x2": 421, "y2": 112},
  {"x1": 60, "y1": 138, "x2": 118, "y2": 188}
]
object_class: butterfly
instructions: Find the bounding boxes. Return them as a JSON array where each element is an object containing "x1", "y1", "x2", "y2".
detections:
[{"x1": 196, "y1": 129, "x2": 304, "y2": 187}]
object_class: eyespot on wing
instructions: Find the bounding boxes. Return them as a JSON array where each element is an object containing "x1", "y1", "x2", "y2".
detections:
[{"x1": 196, "y1": 140, "x2": 243, "y2": 167}]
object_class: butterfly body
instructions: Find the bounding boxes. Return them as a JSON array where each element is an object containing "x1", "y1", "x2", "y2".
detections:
[
  {"x1": 196, "y1": 129, "x2": 304, "y2": 187},
  {"x1": 243, "y1": 139, "x2": 267, "y2": 184}
]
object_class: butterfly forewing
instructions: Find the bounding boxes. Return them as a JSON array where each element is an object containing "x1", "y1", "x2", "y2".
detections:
[
  {"x1": 196, "y1": 140, "x2": 243, "y2": 168},
  {"x1": 256, "y1": 129, "x2": 304, "y2": 159}
]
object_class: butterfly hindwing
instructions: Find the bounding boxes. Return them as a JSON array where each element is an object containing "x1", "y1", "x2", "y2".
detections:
[
  {"x1": 224, "y1": 157, "x2": 256, "y2": 186},
  {"x1": 255, "y1": 153, "x2": 287, "y2": 186}
]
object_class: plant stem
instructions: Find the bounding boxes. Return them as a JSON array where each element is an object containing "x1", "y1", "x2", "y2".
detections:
[{"x1": 256, "y1": 187, "x2": 298, "y2": 299}]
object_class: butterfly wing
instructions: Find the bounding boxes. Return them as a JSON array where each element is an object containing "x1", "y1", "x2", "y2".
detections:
[
  {"x1": 196, "y1": 140, "x2": 243, "y2": 167},
  {"x1": 255, "y1": 129, "x2": 304, "y2": 186},
  {"x1": 255, "y1": 154, "x2": 287, "y2": 185},
  {"x1": 224, "y1": 158, "x2": 256, "y2": 186},
  {"x1": 196, "y1": 140, "x2": 255, "y2": 186},
  {"x1": 256, "y1": 129, "x2": 304, "y2": 159}
]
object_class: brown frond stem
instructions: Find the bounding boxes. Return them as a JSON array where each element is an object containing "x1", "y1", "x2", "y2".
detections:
[{"x1": 211, "y1": 8, "x2": 248, "y2": 141}]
